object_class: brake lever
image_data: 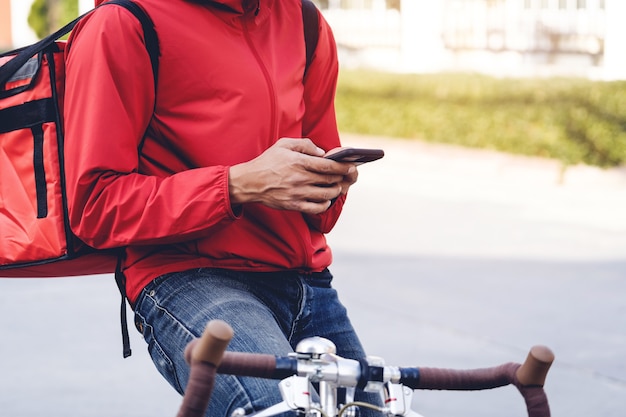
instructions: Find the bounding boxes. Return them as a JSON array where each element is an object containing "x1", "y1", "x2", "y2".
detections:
[
  {"x1": 231, "y1": 375, "x2": 313, "y2": 417},
  {"x1": 383, "y1": 382, "x2": 425, "y2": 417}
]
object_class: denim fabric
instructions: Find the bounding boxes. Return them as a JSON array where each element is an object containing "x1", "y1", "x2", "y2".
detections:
[{"x1": 133, "y1": 268, "x2": 380, "y2": 417}]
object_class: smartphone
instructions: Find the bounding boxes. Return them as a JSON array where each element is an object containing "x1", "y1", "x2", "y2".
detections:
[{"x1": 324, "y1": 147, "x2": 384, "y2": 165}]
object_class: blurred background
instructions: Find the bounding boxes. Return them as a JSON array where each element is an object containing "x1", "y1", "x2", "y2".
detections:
[
  {"x1": 4, "y1": 0, "x2": 626, "y2": 168},
  {"x1": 1, "y1": 1, "x2": 625, "y2": 417},
  {"x1": 3, "y1": 0, "x2": 626, "y2": 80}
]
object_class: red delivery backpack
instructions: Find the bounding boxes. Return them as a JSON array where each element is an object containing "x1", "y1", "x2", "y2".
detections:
[
  {"x1": 0, "y1": 0, "x2": 319, "y2": 279},
  {"x1": 0, "y1": 0, "x2": 319, "y2": 356},
  {"x1": 0, "y1": 0, "x2": 159, "y2": 278}
]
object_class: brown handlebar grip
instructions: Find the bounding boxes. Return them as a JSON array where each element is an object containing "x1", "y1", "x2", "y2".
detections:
[
  {"x1": 516, "y1": 345, "x2": 554, "y2": 386},
  {"x1": 192, "y1": 320, "x2": 234, "y2": 365},
  {"x1": 218, "y1": 351, "x2": 280, "y2": 378}
]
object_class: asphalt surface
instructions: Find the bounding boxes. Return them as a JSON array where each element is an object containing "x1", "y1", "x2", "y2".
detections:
[{"x1": 1, "y1": 135, "x2": 625, "y2": 417}]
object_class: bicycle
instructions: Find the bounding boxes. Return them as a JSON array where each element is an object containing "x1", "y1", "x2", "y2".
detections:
[{"x1": 176, "y1": 320, "x2": 554, "y2": 417}]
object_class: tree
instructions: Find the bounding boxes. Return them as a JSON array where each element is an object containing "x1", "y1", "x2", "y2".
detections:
[{"x1": 28, "y1": 0, "x2": 79, "y2": 39}]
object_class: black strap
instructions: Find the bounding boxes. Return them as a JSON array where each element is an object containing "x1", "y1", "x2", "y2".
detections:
[
  {"x1": 106, "y1": 0, "x2": 160, "y2": 91},
  {"x1": 114, "y1": 255, "x2": 132, "y2": 358},
  {"x1": 0, "y1": 0, "x2": 159, "y2": 92},
  {"x1": 31, "y1": 124, "x2": 48, "y2": 219},
  {"x1": 0, "y1": 17, "x2": 81, "y2": 87},
  {"x1": 0, "y1": 98, "x2": 55, "y2": 133},
  {"x1": 301, "y1": 0, "x2": 319, "y2": 77}
]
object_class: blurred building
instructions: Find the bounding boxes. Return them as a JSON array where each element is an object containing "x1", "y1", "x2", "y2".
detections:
[
  {"x1": 318, "y1": 0, "x2": 626, "y2": 80},
  {"x1": 4, "y1": 0, "x2": 626, "y2": 80}
]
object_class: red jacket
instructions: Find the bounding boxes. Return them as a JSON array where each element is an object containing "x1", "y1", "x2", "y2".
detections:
[{"x1": 65, "y1": 0, "x2": 345, "y2": 303}]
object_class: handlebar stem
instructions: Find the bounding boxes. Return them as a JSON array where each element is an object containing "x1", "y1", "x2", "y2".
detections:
[{"x1": 296, "y1": 353, "x2": 362, "y2": 387}]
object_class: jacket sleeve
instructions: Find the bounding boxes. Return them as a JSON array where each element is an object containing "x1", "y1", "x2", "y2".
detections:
[
  {"x1": 64, "y1": 7, "x2": 239, "y2": 249},
  {"x1": 301, "y1": 10, "x2": 347, "y2": 234}
]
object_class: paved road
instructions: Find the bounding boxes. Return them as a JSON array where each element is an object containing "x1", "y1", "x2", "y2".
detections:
[{"x1": 1, "y1": 135, "x2": 625, "y2": 417}]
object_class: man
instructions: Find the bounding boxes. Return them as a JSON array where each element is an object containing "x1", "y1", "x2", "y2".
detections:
[{"x1": 65, "y1": 0, "x2": 373, "y2": 415}]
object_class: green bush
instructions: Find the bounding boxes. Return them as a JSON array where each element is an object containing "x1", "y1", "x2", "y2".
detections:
[
  {"x1": 28, "y1": 0, "x2": 78, "y2": 39},
  {"x1": 336, "y1": 70, "x2": 626, "y2": 168}
]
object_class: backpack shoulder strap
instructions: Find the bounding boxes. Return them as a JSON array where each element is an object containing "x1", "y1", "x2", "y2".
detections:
[
  {"x1": 106, "y1": 0, "x2": 159, "y2": 89},
  {"x1": 98, "y1": 0, "x2": 160, "y2": 90},
  {"x1": 0, "y1": 15, "x2": 81, "y2": 87},
  {"x1": 0, "y1": 1, "x2": 159, "y2": 90},
  {"x1": 301, "y1": 0, "x2": 320, "y2": 77}
]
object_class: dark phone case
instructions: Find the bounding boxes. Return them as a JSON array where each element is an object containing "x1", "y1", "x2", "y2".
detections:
[{"x1": 325, "y1": 148, "x2": 384, "y2": 164}]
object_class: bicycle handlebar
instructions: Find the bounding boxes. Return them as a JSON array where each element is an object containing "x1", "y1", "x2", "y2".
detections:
[
  {"x1": 179, "y1": 320, "x2": 554, "y2": 417},
  {"x1": 405, "y1": 346, "x2": 554, "y2": 417}
]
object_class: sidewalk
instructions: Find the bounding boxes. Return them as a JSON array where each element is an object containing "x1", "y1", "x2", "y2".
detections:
[
  {"x1": 333, "y1": 133, "x2": 626, "y2": 260},
  {"x1": 331, "y1": 134, "x2": 626, "y2": 417}
]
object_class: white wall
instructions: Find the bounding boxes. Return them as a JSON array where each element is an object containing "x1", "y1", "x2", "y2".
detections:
[
  {"x1": 400, "y1": 0, "x2": 446, "y2": 73},
  {"x1": 79, "y1": 0, "x2": 93, "y2": 14},
  {"x1": 9, "y1": 0, "x2": 37, "y2": 48},
  {"x1": 603, "y1": 0, "x2": 626, "y2": 80}
]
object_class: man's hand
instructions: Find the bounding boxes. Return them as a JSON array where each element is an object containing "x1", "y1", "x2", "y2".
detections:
[{"x1": 228, "y1": 138, "x2": 358, "y2": 214}]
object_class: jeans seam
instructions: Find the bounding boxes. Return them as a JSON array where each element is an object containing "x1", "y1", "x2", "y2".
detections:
[
  {"x1": 145, "y1": 292, "x2": 195, "y2": 393},
  {"x1": 147, "y1": 288, "x2": 195, "y2": 336},
  {"x1": 288, "y1": 276, "x2": 306, "y2": 343}
]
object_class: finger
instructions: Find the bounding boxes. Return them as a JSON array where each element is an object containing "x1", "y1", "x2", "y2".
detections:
[
  {"x1": 305, "y1": 157, "x2": 358, "y2": 176},
  {"x1": 312, "y1": 174, "x2": 346, "y2": 187},
  {"x1": 273, "y1": 195, "x2": 332, "y2": 214},
  {"x1": 274, "y1": 184, "x2": 341, "y2": 205},
  {"x1": 343, "y1": 168, "x2": 359, "y2": 185},
  {"x1": 306, "y1": 184, "x2": 342, "y2": 202},
  {"x1": 293, "y1": 200, "x2": 333, "y2": 215},
  {"x1": 278, "y1": 137, "x2": 325, "y2": 157}
]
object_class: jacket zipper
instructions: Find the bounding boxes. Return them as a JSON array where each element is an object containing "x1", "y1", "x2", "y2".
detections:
[
  {"x1": 241, "y1": 18, "x2": 277, "y2": 146},
  {"x1": 241, "y1": 17, "x2": 312, "y2": 268}
]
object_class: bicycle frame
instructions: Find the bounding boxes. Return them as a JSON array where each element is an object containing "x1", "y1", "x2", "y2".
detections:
[{"x1": 176, "y1": 320, "x2": 554, "y2": 417}]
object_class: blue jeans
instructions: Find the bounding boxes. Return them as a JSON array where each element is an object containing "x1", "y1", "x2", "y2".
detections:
[{"x1": 133, "y1": 268, "x2": 380, "y2": 417}]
